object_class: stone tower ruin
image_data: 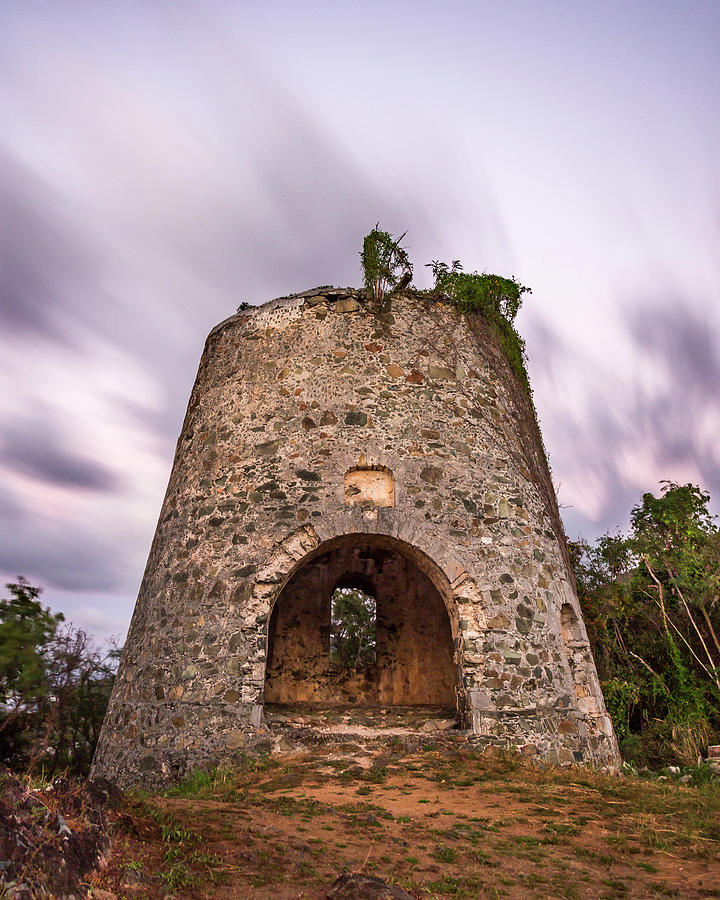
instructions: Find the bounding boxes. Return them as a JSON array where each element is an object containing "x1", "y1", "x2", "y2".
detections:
[{"x1": 93, "y1": 287, "x2": 620, "y2": 786}]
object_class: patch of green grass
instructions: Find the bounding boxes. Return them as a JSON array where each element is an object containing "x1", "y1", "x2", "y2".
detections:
[
  {"x1": 160, "y1": 861, "x2": 196, "y2": 891},
  {"x1": 434, "y1": 845, "x2": 457, "y2": 863},
  {"x1": 544, "y1": 822, "x2": 581, "y2": 837},
  {"x1": 472, "y1": 849, "x2": 499, "y2": 867},
  {"x1": 165, "y1": 767, "x2": 219, "y2": 798},
  {"x1": 425, "y1": 875, "x2": 486, "y2": 897},
  {"x1": 160, "y1": 821, "x2": 198, "y2": 845},
  {"x1": 648, "y1": 882, "x2": 680, "y2": 896}
]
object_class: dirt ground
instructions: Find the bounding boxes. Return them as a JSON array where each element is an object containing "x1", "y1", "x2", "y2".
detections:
[{"x1": 91, "y1": 745, "x2": 720, "y2": 899}]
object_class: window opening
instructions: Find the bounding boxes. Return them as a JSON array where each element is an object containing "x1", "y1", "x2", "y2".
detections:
[{"x1": 329, "y1": 586, "x2": 376, "y2": 668}]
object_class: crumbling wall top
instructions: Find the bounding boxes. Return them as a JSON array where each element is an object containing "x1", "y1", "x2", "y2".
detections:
[{"x1": 208, "y1": 285, "x2": 363, "y2": 340}]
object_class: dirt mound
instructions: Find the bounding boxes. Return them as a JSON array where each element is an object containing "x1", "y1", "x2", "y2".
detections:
[
  {"x1": 328, "y1": 872, "x2": 415, "y2": 898},
  {"x1": 0, "y1": 768, "x2": 119, "y2": 898}
]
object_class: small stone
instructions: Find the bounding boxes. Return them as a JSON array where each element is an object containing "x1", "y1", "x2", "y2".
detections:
[
  {"x1": 208, "y1": 580, "x2": 226, "y2": 598},
  {"x1": 419, "y1": 466, "x2": 443, "y2": 485},
  {"x1": 226, "y1": 659, "x2": 243, "y2": 676},
  {"x1": 256, "y1": 439, "x2": 279, "y2": 456},
  {"x1": 557, "y1": 718, "x2": 579, "y2": 734},
  {"x1": 328, "y1": 873, "x2": 414, "y2": 899},
  {"x1": 345, "y1": 411, "x2": 368, "y2": 426},
  {"x1": 296, "y1": 469, "x2": 322, "y2": 481},
  {"x1": 386, "y1": 364, "x2": 404, "y2": 378},
  {"x1": 335, "y1": 298, "x2": 360, "y2": 313},
  {"x1": 427, "y1": 364, "x2": 455, "y2": 380}
]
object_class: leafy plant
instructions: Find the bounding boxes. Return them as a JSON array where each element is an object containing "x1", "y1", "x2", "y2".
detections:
[
  {"x1": 166, "y1": 766, "x2": 219, "y2": 798},
  {"x1": 360, "y1": 224, "x2": 412, "y2": 310},
  {"x1": 426, "y1": 259, "x2": 533, "y2": 397},
  {"x1": 0, "y1": 578, "x2": 119, "y2": 775},
  {"x1": 426, "y1": 260, "x2": 530, "y2": 324},
  {"x1": 572, "y1": 482, "x2": 720, "y2": 766},
  {"x1": 0, "y1": 579, "x2": 63, "y2": 719},
  {"x1": 330, "y1": 586, "x2": 376, "y2": 668}
]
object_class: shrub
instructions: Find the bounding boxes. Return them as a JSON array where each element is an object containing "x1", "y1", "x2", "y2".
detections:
[
  {"x1": 360, "y1": 225, "x2": 412, "y2": 310},
  {"x1": 426, "y1": 260, "x2": 532, "y2": 396},
  {"x1": 426, "y1": 260, "x2": 530, "y2": 324}
]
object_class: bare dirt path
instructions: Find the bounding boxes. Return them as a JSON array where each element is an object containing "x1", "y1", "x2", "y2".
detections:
[{"x1": 93, "y1": 747, "x2": 720, "y2": 899}]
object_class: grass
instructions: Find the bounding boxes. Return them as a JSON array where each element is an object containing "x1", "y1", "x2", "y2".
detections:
[{"x1": 93, "y1": 747, "x2": 720, "y2": 899}]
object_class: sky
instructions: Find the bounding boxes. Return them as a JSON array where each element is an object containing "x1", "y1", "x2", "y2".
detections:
[{"x1": 1, "y1": 1, "x2": 719, "y2": 642}]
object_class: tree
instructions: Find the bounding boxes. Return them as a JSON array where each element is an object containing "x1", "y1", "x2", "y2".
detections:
[
  {"x1": 360, "y1": 225, "x2": 412, "y2": 311},
  {"x1": 0, "y1": 578, "x2": 63, "y2": 728},
  {"x1": 571, "y1": 482, "x2": 720, "y2": 765},
  {"x1": 330, "y1": 587, "x2": 376, "y2": 669},
  {"x1": 33, "y1": 623, "x2": 120, "y2": 775},
  {"x1": 0, "y1": 578, "x2": 119, "y2": 774}
]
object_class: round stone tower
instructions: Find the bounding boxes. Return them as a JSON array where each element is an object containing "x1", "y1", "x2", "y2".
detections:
[{"x1": 93, "y1": 287, "x2": 620, "y2": 786}]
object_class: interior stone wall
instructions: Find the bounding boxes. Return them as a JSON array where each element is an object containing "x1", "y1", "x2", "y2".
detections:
[
  {"x1": 92, "y1": 286, "x2": 621, "y2": 787},
  {"x1": 265, "y1": 536, "x2": 456, "y2": 707}
]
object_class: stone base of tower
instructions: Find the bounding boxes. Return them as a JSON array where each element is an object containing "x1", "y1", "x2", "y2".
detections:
[{"x1": 91, "y1": 700, "x2": 618, "y2": 789}]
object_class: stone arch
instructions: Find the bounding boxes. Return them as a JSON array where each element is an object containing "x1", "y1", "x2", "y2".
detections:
[
  {"x1": 256, "y1": 525, "x2": 467, "y2": 717},
  {"x1": 251, "y1": 516, "x2": 471, "y2": 627}
]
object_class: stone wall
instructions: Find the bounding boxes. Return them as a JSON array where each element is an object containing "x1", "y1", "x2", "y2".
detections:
[{"x1": 92, "y1": 287, "x2": 620, "y2": 786}]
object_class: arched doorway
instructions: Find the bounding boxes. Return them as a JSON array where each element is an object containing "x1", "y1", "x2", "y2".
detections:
[{"x1": 264, "y1": 533, "x2": 457, "y2": 715}]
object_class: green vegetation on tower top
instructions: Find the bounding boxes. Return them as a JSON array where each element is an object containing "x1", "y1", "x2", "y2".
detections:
[
  {"x1": 360, "y1": 224, "x2": 413, "y2": 311},
  {"x1": 425, "y1": 258, "x2": 532, "y2": 398},
  {"x1": 426, "y1": 259, "x2": 530, "y2": 323},
  {"x1": 359, "y1": 225, "x2": 534, "y2": 400}
]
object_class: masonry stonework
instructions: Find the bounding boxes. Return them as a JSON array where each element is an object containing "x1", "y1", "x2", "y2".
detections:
[{"x1": 92, "y1": 287, "x2": 620, "y2": 786}]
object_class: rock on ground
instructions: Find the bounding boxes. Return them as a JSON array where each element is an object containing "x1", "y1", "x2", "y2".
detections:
[{"x1": 327, "y1": 872, "x2": 415, "y2": 899}]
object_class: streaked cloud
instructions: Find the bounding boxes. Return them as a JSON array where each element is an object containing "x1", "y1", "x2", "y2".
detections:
[{"x1": 0, "y1": 1, "x2": 718, "y2": 638}]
